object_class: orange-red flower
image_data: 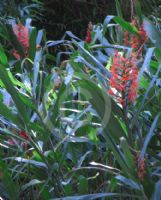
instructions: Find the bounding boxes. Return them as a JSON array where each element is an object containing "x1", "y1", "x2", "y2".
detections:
[
  {"x1": 124, "y1": 17, "x2": 147, "y2": 58},
  {"x1": 8, "y1": 130, "x2": 29, "y2": 150},
  {"x1": 108, "y1": 51, "x2": 138, "y2": 107},
  {"x1": 13, "y1": 23, "x2": 29, "y2": 59},
  {"x1": 19, "y1": 131, "x2": 29, "y2": 140},
  {"x1": 124, "y1": 31, "x2": 129, "y2": 46},
  {"x1": 137, "y1": 156, "x2": 146, "y2": 181},
  {"x1": 85, "y1": 30, "x2": 92, "y2": 43},
  {"x1": 85, "y1": 22, "x2": 93, "y2": 43}
]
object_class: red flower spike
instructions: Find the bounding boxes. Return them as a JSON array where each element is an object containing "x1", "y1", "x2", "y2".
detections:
[
  {"x1": 108, "y1": 51, "x2": 138, "y2": 107},
  {"x1": 123, "y1": 17, "x2": 148, "y2": 59},
  {"x1": 13, "y1": 23, "x2": 29, "y2": 59}
]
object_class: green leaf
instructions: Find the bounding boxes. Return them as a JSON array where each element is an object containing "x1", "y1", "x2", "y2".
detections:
[
  {"x1": 28, "y1": 27, "x2": 37, "y2": 60},
  {"x1": 139, "y1": 76, "x2": 149, "y2": 89},
  {"x1": 103, "y1": 15, "x2": 139, "y2": 36},
  {"x1": 76, "y1": 74, "x2": 125, "y2": 140},
  {"x1": 53, "y1": 193, "x2": 119, "y2": 200},
  {"x1": 77, "y1": 76, "x2": 130, "y2": 176},
  {"x1": 115, "y1": 0, "x2": 123, "y2": 18},
  {"x1": 88, "y1": 128, "x2": 98, "y2": 143},
  {"x1": 115, "y1": 175, "x2": 141, "y2": 191},
  {"x1": 0, "y1": 158, "x2": 19, "y2": 200},
  {"x1": 143, "y1": 18, "x2": 161, "y2": 53},
  {"x1": 110, "y1": 178, "x2": 118, "y2": 192},
  {"x1": 64, "y1": 185, "x2": 74, "y2": 196},
  {"x1": 138, "y1": 63, "x2": 161, "y2": 113},
  {"x1": 0, "y1": 22, "x2": 10, "y2": 42},
  {"x1": 113, "y1": 16, "x2": 139, "y2": 35},
  {"x1": 7, "y1": 71, "x2": 29, "y2": 91},
  {"x1": 0, "y1": 46, "x2": 8, "y2": 67},
  {"x1": 154, "y1": 48, "x2": 161, "y2": 61},
  {"x1": 78, "y1": 176, "x2": 88, "y2": 194},
  {"x1": 134, "y1": 0, "x2": 142, "y2": 23},
  {"x1": 36, "y1": 29, "x2": 44, "y2": 45},
  {"x1": 120, "y1": 137, "x2": 136, "y2": 174},
  {"x1": 0, "y1": 48, "x2": 29, "y2": 124},
  {"x1": 44, "y1": 84, "x2": 68, "y2": 131},
  {"x1": 138, "y1": 48, "x2": 155, "y2": 82},
  {"x1": 37, "y1": 185, "x2": 51, "y2": 200},
  {"x1": 22, "y1": 179, "x2": 43, "y2": 191},
  {"x1": 150, "y1": 60, "x2": 159, "y2": 71},
  {"x1": 0, "y1": 101, "x2": 21, "y2": 125},
  {"x1": 140, "y1": 114, "x2": 160, "y2": 159},
  {"x1": 73, "y1": 41, "x2": 111, "y2": 78},
  {"x1": 19, "y1": 93, "x2": 35, "y2": 110},
  {"x1": 32, "y1": 49, "x2": 41, "y2": 99},
  {"x1": 152, "y1": 179, "x2": 161, "y2": 200}
]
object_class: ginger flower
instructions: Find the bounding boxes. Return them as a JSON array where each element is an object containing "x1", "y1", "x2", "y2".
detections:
[
  {"x1": 137, "y1": 155, "x2": 146, "y2": 181},
  {"x1": 19, "y1": 130, "x2": 29, "y2": 140},
  {"x1": 8, "y1": 130, "x2": 29, "y2": 150},
  {"x1": 108, "y1": 51, "x2": 138, "y2": 107},
  {"x1": 13, "y1": 23, "x2": 29, "y2": 59},
  {"x1": 85, "y1": 22, "x2": 93, "y2": 43},
  {"x1": 123, "y1": 17, "x2": 147, "y2": 58}
]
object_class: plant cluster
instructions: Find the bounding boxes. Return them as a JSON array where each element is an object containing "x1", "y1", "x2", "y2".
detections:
[{"x1": 0, "y1": 1, "x2": 160, "y2": 200}]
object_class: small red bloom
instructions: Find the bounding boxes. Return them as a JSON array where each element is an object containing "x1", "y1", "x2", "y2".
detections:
[
  {"x1": 85, "y1": 30, "x2": 92, "y2": 43},
  {"x1": 131, "y1": 17, "x2": 139, "y2": 27},
  {"x1": 85, "y1": 22, "x2": 93, "y2": 43},
  {"x1": 19, "y1": 131, "x2": 29, "y2": 140},
  {"x1": 124, "y1": 31, "x2": 129, "y2": 46},
  {"x1": 13, "y1": 23, "x2": 29, "y2": 59},
  {"x1": 7, "y1": 130, "x2": 29, "y2": 151},
  {"x1": 137, "y1": 156, "x2": 146, "y2": 181},
  {"x1": 8, "y1": 138, "x2": 16, "y2": 145}
]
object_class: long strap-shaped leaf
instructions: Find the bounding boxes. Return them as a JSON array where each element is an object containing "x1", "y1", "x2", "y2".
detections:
[
  {"x1": 44, "y1": 84, "x2": 67, "y2": 131},
  {"x1": 0, "y1": 101, "x2": 21, "y2": 125},
  {"x1": 0, "y1": 158, "x2": 19, "y2": 200},
  {"x1": 77, "y1": 77, "x2": 131, "y2": 177},
  {"x1": 132, "y1": 63, "x2": 161, "y2": 128},
  {"x1": 140, "y1": 113, "x2": 160, "y2": 159},
  {"x1": 52, "y1": 192, "x2": 139, "y2": 200},
  {"x1": 73, "y1": 40, "x2": 111, "y2": 79},
  {"x1": 138, "y1": 47, "x2": 155, "y2": 82},
  {"x1": 143, "y1": 18, "x2": 161, "y2": 53},
  {"x1": 103, "y1": 15, "x2": 139, "y2": 35},
  {"x1": 0, "y1": 47, "x2": 29, "y2": 124}
]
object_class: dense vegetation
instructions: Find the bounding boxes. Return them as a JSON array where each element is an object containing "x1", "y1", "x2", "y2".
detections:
[{"x1": 0, "y1": 0, "x2": 161, "y2": 199}]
